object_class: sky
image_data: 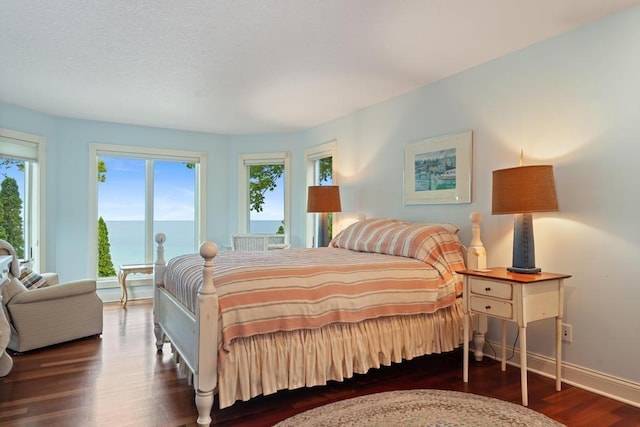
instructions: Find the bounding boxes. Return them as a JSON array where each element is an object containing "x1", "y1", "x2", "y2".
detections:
[
  {"x1": 98, "y1": 157, "x2": 284, "y2": 221},
  {"x1": 98, "y1": 157, "x2": 195, "y2": 221},
  {"x1": 250, "y1": 176, "x2": 284, "y2": 221},
  {"x1": 2, "y1": 156, "x2": 286, "y2": 223}
]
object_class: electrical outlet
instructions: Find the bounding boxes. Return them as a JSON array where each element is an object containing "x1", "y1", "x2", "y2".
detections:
[{"x1": 561, "y1": 323, "x2": 572, "y2": 343}]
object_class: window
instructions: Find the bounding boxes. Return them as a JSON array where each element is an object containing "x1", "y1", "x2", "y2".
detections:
[
  {"x1": 0, "y1": 128, "x2": 45, "y2": 271},
  {"x1": 238, "y1": 152, "x2": 290, "y2": 239},
  {"x1": 89, "y1": 144, "x2": 206, "y2": 284},
  {"x1": 305, "y1": 141, "x2": 337, "y2": 247}
]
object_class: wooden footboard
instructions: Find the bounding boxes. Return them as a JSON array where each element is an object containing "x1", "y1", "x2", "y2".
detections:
[{"x1": 154, "y1": 233, "x2": 219, "y2": 427}]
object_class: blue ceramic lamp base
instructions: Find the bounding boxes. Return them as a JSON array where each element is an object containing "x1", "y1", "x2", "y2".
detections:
[{"x1": 508, "y1": 213, "x2": 541, "y2": 274}]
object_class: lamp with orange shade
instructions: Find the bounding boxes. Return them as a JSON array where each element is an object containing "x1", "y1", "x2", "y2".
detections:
[
  {"x1": 307, "y1": 185, "x2": 342, "y2": 247},
  {"x1": 492, "y1": 164, "x2": 558, "y2": 274}
]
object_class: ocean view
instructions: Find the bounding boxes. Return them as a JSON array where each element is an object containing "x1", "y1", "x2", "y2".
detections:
[
  {"x1": 249, "y1": 220, "x2": 283, "y2": 234},
  {"x1": 105, "y1": 220, "x2": 283, "y2": 268}
]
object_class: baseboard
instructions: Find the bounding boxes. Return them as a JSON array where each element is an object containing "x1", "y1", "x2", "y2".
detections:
[
  {"x1": 92, "y1": 293, "x2": 640, "y2": 407},
  {"x1": 97, "y1": 285, "x2": 154, "y2": 304},
  {"x1": 482, "y1": 339, "x2": 640, "y2": 408}
]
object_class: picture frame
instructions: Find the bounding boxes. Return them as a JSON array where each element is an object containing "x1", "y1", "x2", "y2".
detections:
[{"x1": 403, "y1": 131, "x2": 472, "y2": 205}]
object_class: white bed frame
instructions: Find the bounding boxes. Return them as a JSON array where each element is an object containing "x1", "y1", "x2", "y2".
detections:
[{"x1": 153, "y1": 214, "x2": 488, "y2": 426}]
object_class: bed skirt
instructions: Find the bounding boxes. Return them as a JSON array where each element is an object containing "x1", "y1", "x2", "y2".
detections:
[{"x1": 174, "y1": 298, "x2": 465, "y2": 409}]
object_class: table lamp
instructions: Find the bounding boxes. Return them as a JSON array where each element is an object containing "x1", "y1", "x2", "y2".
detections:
[
  {"x1": 492, "y1": 163, "x2": 558, "y2": 274},
  {"x1": 307, "y1": 185, "x2": 342, "y2": 247}
]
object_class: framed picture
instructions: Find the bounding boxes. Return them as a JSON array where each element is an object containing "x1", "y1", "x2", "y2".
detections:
[{"x1": 403, "y1": 131, "x2": 472, "y2": 205}]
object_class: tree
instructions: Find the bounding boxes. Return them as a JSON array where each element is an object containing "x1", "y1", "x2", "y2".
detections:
[
  {"x1": 0, "y1": 177, "x2": 25, "y2": 258},
  {"x1": 97, "y1": 160, "x2": 116, "y2": 277},
  {"x1": 1, "y1": 158, "x2": 24, "y2": 178},
  {"x1": 98, "y1": 216, "x2": 116, "y2": 277},
  {"x1": 0, "y1": 189, "x2": 5, "y2": 241},
  {"x1": 318, "y1": 157, "x2": 333, "y2": 184},
  {"x1": 97, "y1": 160, "x2": 107, "y2": 183},
  {"x1": 246, "y1": 159, "x2": 331, "y2": 231},
  {"x1": 0, "y1": 158, "x2": 25, "y2": 247},
  {"x1": 249, "y1": 164, "x2": 284, "y2": 213}
]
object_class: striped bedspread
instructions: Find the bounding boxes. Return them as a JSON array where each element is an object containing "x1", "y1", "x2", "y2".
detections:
[{"x1": 163, "y1": 226, "x2": 465, "y2": 353}]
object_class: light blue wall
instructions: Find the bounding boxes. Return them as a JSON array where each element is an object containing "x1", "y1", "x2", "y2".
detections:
[
  {"x1": 1, "y1": 5, "x2": 639, "y2": 389},
  {"x1": 294, "y1": 6, "x2": 640, "y2": 386},
  {"x1": 0, "y1": 104, "x2": 231, "y2": 277}
]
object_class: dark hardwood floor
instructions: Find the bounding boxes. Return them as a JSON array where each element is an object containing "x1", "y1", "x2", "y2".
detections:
[{"x1": 1, "y1": 300, "x2": 639, "y2": 426}]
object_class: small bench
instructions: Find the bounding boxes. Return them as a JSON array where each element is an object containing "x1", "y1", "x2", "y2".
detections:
[{"x1": 118, "y1": 264, "x2": 153, "y2": 307}]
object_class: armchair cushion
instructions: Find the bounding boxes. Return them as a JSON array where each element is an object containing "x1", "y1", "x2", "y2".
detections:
[
  {"x1": 18, "y1": 268, "x2": 49, "y2": 290},
  {"x1": 10, "y1": 279, "x2": 96, "y2": 305},
  {"x1": 1, "y1": 278, "x2": 27, "y2": 304},
  {"x1": 40, "y1": 273, "x2": 59, "y2": 286}
]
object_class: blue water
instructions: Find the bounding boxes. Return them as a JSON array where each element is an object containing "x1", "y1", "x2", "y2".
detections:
[
  {"x1": 104, "y1": 220, "x2": 284, "y2": 268},
  {"x1": 249, "y1": 220, "x2": 283, "y2": 234},
  {"x1": 105, "y1": 220, "x2": 196, "y2": 268}
]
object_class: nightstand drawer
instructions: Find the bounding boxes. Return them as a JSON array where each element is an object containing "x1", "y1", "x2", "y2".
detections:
[
  {"x1": 470, "y1": 278, "x2": 513, "y2": 300},
  {"x1": 470, "y1": 295, "x2": 513, "y2": 319}
]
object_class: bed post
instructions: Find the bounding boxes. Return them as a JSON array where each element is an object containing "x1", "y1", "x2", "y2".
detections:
[
  {"x1": 467, "y1": 212, "x2": 486, "y2": 271},
  {"x1": 195, "y1": 241, "x2": 219, "y2": 427},
  {"x1": 466, "y1": 212, "x2": 488, "y2": 361},
  {"x1": 153, "y1": 233, "x2": 167, "y2": 352}
]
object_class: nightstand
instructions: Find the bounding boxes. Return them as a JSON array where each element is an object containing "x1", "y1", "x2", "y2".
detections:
[{"x1": 458, "y1": 268, "x2": 571, "y2": 406}]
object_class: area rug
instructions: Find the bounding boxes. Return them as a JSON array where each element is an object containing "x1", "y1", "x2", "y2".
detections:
[{"x1": 273, "y1": 389, "x2": 564, "y2": 427}]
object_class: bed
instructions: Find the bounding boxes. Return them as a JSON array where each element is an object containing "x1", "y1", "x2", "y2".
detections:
[{"x1": 152, "y1": 217, "x2": 483, "y2": 426}]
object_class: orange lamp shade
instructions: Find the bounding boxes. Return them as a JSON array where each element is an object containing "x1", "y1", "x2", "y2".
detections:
[{"x1": 307, "y1": 186, "x2": 342, "y2": 213}]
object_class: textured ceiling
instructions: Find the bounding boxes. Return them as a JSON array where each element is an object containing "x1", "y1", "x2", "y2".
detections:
[{"x1": 1, "y1": 0, "x2": 639, "y2": 135}]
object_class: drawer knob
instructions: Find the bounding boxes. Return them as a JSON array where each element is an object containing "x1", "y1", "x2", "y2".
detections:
[
  {"x1": 485, "y1": 287, "x2": 492, "y2": 292},
  {"x1": 485, "y1": 305, "x2": 491, "y2": 310}
]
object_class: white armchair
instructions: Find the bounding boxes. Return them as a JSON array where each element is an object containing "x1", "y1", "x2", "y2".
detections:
[
  {"x1": 231, "y1": 234, "x2": 269, "y2": 251},
  {"x1": 266, "y1": 234, "x2": 290, "y2": 249},
  {"x1": 0, "y1": 241, "x2": 103, "y2": 352}
]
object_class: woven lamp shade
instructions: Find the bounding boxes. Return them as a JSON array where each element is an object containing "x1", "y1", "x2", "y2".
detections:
[
  {"x1": 492, "y1": 165, "x2": 558, "y2": 214},
  {"x1": 307, "y1": 186, "x2": 342, "y2": 213}
]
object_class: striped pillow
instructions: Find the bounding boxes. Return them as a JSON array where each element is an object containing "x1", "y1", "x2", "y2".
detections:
[
  {"x1": 330, "y1": 218, "x2": 460, "y2": 260},
  {"x1": 18, "y1": 268, "x2": 49, "y2": 290},
  {"x1": 330, "y1": 218, "x2": 466, "y2": 295}
]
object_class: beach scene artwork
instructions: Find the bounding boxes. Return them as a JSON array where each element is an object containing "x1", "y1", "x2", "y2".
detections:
[
  {"x1": 404, "y1": 131, "x2": 471, "y2": 205},
  {"x1": 413, "y1": 148, "x2": 457, "y2": 192}
]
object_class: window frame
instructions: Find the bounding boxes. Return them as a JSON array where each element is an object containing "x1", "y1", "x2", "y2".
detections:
[
  {"x1": 237, "y1": 152, "x2": 290, "y2": 239},
  {"x1": 305, "y1": 140, "x2": 337, "y2": 248},
  {"x1": 88, "y1": 143, "x2": 207, "y2": 284},
  {"x1": 0, "y1": 127, "x2": 46, "y2": 271}
]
